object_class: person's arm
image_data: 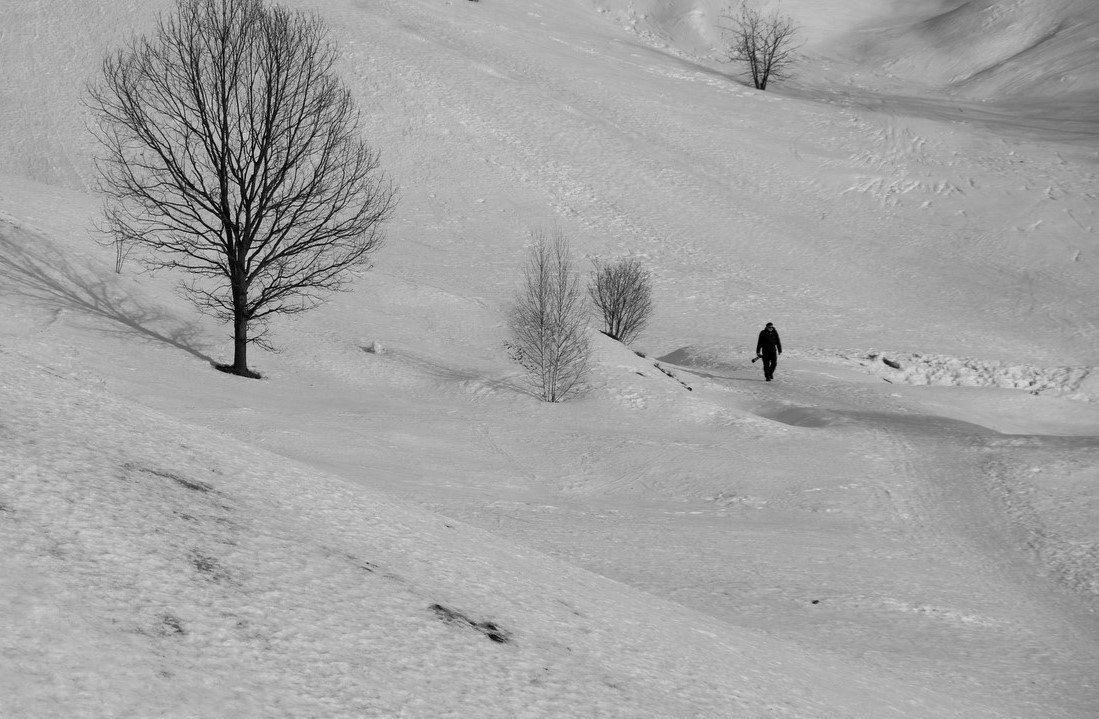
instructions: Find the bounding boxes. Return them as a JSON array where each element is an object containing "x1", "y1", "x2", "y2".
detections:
[
  {"x1": 776, "y1": 332, "x2": 782, "y2": 354},
  {"x1": 756, "y1": 331, "x2": 764, "y2": 355}
]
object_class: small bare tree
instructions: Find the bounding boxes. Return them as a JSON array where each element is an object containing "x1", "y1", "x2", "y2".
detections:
[
  {"x1": 589, "y1": 256, "x2": 653, "y2": 345},
  {"x1": 87, "y1": 0, "x2": 395, "y2": 377},
  {"x1": 110, "y1": 235, "x2": 135, "y2": 274},
  {"x1": 722, "y1": 3, "x2": 801, "y2": 91},
  {"x1": 507, "y1": 228, "x2": 591, "y2": 402}
]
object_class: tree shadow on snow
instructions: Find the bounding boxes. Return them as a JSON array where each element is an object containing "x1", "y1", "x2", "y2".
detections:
[
  {"x1": 0, "y1": 223, "x2": 215, "y2": 365},
  {"x1": 621, "y1": 39, "x2": 748, "y2": 88},
  {"x1": 660, "y1": 364, "x2": 767, "y2": 383}
]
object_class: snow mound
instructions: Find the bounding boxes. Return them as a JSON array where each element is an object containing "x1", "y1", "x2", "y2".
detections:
[
  {"x1": 575, "y1": 333, "x2": 770, "y2": 427},
  {"x1": 831, "y1": 349, "x2": 1095, "y2": 401},
  {"x1": 586, "y1": 331, "x2": 701, "y2": 406},
  {"x1": 655, "y1": 343, "x2": 745, "y2": 375}
]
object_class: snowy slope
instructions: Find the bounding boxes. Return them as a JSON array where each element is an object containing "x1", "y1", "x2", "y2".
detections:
[
  {"x1": 3, "y1": 0, "x2": 1098, "y2": 363},
  {"x1": 2, "y1": 0, "x2": 1098, "y2": 717},
  {"x1": 844, "y1": 0, "x2": 1099, "y2": 99},
  {"x1": 10, "y1": 348, "x2": 1030, "y2": 719},
  {"x1": 600, "y1": 0, "x2": 1099, "y2": 101}
]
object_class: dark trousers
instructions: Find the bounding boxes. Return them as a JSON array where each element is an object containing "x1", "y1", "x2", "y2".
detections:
[{"x1": 761, "y1": 353, "x2": 778, "y2": 380}]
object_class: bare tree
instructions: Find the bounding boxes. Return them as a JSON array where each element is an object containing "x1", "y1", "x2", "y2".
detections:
[
  {"x1": 507, "y1": 228, "x2": 591, "y2": 402},
  {"x1": 87, "y1": 0, "x2": 395, "y2": 377},
  {"x1": 721, "y1": 3, "x2": 801, "y2": 91},
  {"x1": 589, "y1": 256, "x2": 653, "y2": 345},
  {"x1": 110, "y1": 234, "x2": 135, "y2": 274}
]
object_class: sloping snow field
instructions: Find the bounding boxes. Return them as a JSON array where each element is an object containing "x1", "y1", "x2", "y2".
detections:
[{"x1": 1, "y1": 0, "x2": 1097, "y2": 717}]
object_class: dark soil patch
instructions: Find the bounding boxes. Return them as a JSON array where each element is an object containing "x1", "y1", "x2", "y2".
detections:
[
  {"x1": 189, "y1": 551, "x2": 232, "y2": 583},
  {"x1": 131, "y1": 465, "x2": 217, "y2": 494},
  {"x1": 430, "y1": 603, "x2": 512, "y2": 644},
  {"x1": 160, "y1": 614, "x2": 185, "y2": 635}
]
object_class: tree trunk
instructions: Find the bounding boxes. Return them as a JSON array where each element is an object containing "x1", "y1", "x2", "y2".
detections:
[
  {"x1": 232, "y1": 312, "x2": 249, "y2": 375},
  {"x1": 226, "y1": 273, "x2": 257, "y2": 378}
]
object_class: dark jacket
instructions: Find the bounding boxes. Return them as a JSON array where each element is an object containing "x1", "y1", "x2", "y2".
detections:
[{"x1": 756, "y1": 328, "x2": 782, "y2": 357}]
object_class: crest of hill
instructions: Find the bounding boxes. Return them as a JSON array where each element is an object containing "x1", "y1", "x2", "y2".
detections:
[
  {"x1": 841, "y1": 0, "x2": 1099, "y2": 99},
  {"x1": 585, "y1": 0, "x2": 895, "y2": 57},
  {"x1": 592, "y1": 0, "x2": 1099, "y2": 102}
]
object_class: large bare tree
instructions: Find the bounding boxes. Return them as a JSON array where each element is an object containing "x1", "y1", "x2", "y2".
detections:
[
  {"x1": 722, "y1": 3, "x2": 801, "y2": 91},
  {"x1": 507, "y1": 228, "x2": 591, "y2": 403},
  {"x1": 88, "y1": 0, "x2": 395, "y2": 377}
]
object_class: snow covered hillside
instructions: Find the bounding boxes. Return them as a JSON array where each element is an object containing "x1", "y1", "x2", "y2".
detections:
[{"x1": 2, "y1": 0, "x2": 1097, "y2": 717}]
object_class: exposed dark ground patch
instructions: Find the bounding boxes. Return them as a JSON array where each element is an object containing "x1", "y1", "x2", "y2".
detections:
[
  {"x1": 319, "y1": 546, "x2": 387, "y2": 576},
  {"x1": 158, "y1": 613, "x2": 185, "y2": 636},
  {"x1": 189, "y1": 551, "x2": 233, "y2": 583},
  {"x1": 342, "y1": 551, "x2": 380, "y2": 574},
  {"x1": 430, "y1": 603, "x2": 512, "y2": 644},
  {"x1": 127, "y1": 463, "x2": 217, "y2": 494}
]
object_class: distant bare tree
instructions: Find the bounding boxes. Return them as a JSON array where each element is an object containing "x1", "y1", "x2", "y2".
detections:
[
  {"x1": 507, "y1": 228, "x2": 591, "y2": 402},
  {"x1": 721, "y1": 3, "x2": 801, "y2": 91},
  {"x1": 589, "y1": 256, "x2": 653, "y2": 345},
  {"x1": 87, "y1": 0, "x2": 395, "y2": 377}
]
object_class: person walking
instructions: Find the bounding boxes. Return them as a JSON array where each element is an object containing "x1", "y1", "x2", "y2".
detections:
[{"x1": 755, "y1": 322, "x2": 782, "y2": 381}]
